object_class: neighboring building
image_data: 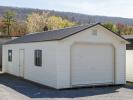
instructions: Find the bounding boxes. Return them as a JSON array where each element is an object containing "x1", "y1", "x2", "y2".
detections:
[
  {"x1": 2, "y1": 23, "x2": 128, "y2": 89},
  {"x1": 123, "y1": 35, "x2": 133, "y2": 82}
]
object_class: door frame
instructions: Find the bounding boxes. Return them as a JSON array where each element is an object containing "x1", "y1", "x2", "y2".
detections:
[
  {"x1": 70, "y1": 42, "x2": 116, "y2": 87},
  {"x1": 19, "y1": 49, "x2": 25, "y2": 78}
]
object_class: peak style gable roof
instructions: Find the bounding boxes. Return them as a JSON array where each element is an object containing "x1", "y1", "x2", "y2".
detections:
[{"x1": 4, "y1": 23, "x2": 128, "y2": 44}]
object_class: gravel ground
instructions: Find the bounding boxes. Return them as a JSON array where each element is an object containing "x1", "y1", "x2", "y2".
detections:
[{"x1": 0, "y1": 74, "x2": 133, "y2": 100}]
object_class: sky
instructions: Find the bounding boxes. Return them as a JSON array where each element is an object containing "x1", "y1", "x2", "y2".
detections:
[{"x1": 0, "y1": 0, "x2": 133, "y2": 18}]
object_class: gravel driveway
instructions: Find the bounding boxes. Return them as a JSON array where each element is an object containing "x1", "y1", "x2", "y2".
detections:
[{"x1": 0, "y1": 74, "x2": 133, "y2": 100}]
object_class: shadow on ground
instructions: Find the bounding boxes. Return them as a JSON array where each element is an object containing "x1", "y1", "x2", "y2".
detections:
[{"x1": 0, "y1": 73, "x2": 130, "y2": 98}]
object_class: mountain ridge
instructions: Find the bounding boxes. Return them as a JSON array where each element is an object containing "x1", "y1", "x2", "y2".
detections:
[{"x1": 0, "y1": 6, "x2": 133, "y2": 25}]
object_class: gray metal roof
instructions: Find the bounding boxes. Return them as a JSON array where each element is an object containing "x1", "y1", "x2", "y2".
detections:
[{"x1": 4, "y1": 23, "x2": 128, "y2": 45}]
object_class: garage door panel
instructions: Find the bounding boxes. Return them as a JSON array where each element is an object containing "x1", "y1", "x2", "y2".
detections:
[{"x1": 71, "y1": 43, "x2": 114, "y2": 86}]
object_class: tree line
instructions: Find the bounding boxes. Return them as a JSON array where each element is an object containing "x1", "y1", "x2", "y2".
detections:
[
  {"x1": 103, "y1": 22, "x2": 133, "y2": 35},
  {"x1": 0, "y1": 10, "x2": 76, "y2": 36},
  {"x1": 0, "y1": 10, "x2": 133, "y2": 36}
]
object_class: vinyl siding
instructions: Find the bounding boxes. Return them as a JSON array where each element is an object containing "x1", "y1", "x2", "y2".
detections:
[{"x1": 2, "y1": 41, "x2": 58, "y2": 88}]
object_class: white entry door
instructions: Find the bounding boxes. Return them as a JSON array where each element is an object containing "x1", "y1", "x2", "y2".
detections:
[
  {"x1": 71, "y1": 43, "x2": 114, "y2": 87},
  {"x1": 19, "y1": 49, "x2": 25, "y2": 77}
]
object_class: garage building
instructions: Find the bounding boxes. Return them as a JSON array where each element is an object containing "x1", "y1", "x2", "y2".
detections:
[{"x1": 2, "y1": 23, "x2": 128, "y2": 89}]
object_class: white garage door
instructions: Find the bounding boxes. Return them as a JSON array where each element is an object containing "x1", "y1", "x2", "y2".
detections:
[{"x1": 71, "y1": 43, "x2": 114, "y2": 87}]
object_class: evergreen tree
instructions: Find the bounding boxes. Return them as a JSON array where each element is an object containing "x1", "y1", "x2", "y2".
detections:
[{"x1": 2, "y1": 10, "x2": 16, "y2": 35}]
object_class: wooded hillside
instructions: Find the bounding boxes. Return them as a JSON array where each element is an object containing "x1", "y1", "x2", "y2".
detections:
[{"x1": 0, "y1": 6, "x2": 133, "y2": 36}]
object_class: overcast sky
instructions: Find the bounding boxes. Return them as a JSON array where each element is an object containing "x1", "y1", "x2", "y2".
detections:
[{"x1": 0, "y1": 0, "x2": 133, "y2": 18}]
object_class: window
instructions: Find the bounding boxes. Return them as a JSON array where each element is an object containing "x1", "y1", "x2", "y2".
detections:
[
  {"x1": 34, "y1": 50, "x2": 42, "y2": 66},
  {"x1": 8, "y1": 50, "x2": 12, "y2": 62}
]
